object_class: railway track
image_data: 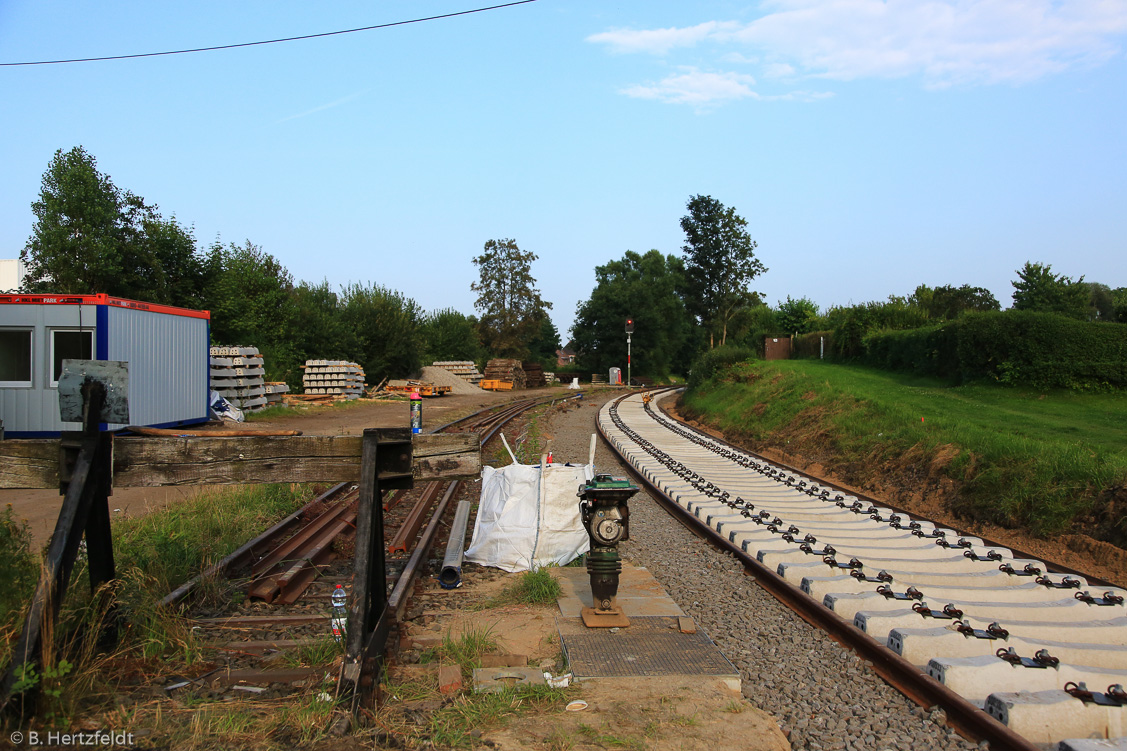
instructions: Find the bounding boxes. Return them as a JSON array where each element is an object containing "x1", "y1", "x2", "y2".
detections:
[
  {"x1": 159, "y1": 394, "x2": 571, "y2": 701},
  {"x1": 599, "y1": 389, "x2": 1127, "y2": 749}
]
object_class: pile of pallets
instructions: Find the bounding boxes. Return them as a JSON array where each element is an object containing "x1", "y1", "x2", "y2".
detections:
[
  {"x1": 483, "y1": 359, "x2": 526, "y2": 390},
  {"x1": 544, "y1": 371, "x2": 556, "y2": 385},
  {"x1": 210, "y1": 346, "x2": 268, "y2": 412},
  {"x1": 301, "y1": 360, "x2": 365, "y2": 400},
  {"x1": 385, "y1": 380, "x2": 451, "y2": 397},
  {"x1": 522, "y1": 361, "x2": 546, "y2": 388},
  {"x1": 431, "y1": 361, "x2": 483, "y2": 385}
]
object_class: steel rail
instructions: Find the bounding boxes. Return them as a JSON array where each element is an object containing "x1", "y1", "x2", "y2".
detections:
[
  {"x1": 250, "y1": 489, "x2": 358, "y2": 577},
  {"x1": 249, "y1": 504, "x2": 359, "y2": 603},
  {"x1": 161, "y1": 481, "x2": 353, "y2": 607},
  {"x1": 387, "y1": 481, "x2": 445, "y2": 554},
  {"x1": 598, "y1": 390, "x2": 1042, "y2": 751}
]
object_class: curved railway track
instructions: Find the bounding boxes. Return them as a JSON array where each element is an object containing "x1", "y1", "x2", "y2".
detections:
[{"x1": 599, "y1": 389, "x2": 1127, "y2": 750}]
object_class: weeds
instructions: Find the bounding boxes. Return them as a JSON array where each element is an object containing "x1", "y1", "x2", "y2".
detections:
[
  {"x1": 1, "y1": 483, "x2": 314, "y2": 730},
  {"x1": 577, "y1": 722, "x2": 646, "y2": 750},
  {"x1": 479, "y1": 566, "x2": 562, "y2": 609},
  {"x1": 419, "y1": 625, "x2": 500, "y2": 675},
  {"x1": 427, "y1": 685, "x2": 571, "y2": 748},
  {"x1": 283, "y1": 634, "x2": 343, "y2": 668},
  {"x1": 0, "y1": 504, "x2": 38, "y2": 632}
]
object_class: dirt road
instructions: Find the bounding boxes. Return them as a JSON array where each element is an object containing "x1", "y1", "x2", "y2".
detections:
[{"x1": 1, "y1": 387, "x2": 569, "y2": 545}]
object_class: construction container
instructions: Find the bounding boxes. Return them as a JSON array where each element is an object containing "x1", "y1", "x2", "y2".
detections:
[{"x1": 0, "y1": 294, "x2": 210, "y2": 436}]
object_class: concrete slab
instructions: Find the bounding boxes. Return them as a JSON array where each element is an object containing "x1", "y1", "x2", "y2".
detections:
[
  {"x1": 552, "y1": 564, "x2": 685, "y2": 618},
  {"x1": 472, "y1": 666, "x2": 547, "y2": 693},
  {"x1": 552, "y1": 564, "x2": 739, "y2": 689}
]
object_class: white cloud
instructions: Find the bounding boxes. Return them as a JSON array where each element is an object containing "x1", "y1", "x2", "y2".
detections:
[
  {"x1": 589, "y1": 0, "x2": 1127, "y2": 87},
  {"x1": 621, "y1": 68, "x2": 758, "y2": 106},
  {"x1": 722, "y1": 52, "x2": 760, "y2": 64},
  {"x1": 763, "y1": 62, "x2": 796, "y2": 78},
  {"x1": 586, "y1": 21, "x2": 740, "y2": 55}
]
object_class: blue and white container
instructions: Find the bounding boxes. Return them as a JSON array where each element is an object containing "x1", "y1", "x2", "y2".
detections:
[{"x1": 0, "y1": 294, "x2": 210, "y2": 436}]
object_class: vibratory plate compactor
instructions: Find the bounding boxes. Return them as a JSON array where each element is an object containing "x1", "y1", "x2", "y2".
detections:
[{"x1": 578, "y1": 474, "x2": 639, "y2": 628}]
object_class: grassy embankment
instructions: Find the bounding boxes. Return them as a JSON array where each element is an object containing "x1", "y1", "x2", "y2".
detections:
[{"x1": 680, "y1": 359, "x2": 1127, "y2": 542}]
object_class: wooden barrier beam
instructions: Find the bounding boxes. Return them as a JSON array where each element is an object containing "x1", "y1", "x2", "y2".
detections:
[{"x1": 0, "y1": 433, "x2": 480, "y2": 489}]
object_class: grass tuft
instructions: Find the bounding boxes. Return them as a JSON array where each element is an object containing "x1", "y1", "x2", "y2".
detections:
[{"x1": 478, "y1": 567, "x2": 562, "y2": 609}]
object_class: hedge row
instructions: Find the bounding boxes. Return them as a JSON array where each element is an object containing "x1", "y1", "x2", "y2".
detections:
[
  {"x1": 793, "y1": 330, "x2": 836, "y2": 359},
  {"x1": 688, "y1": 345, "x2": 755, "y2": 389},
  {"x1": 862, "y1": 310, "x2": 1127, "y2": 389}
]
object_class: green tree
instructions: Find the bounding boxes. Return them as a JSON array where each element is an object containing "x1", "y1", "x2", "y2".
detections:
[
  {"x1": 340, "y1": 283, "x2": 422, "y2": 382},
  {"x1": 911, "y1": 284, "x2": 999, "y2": 319},
  {"x1": 290, "y1": 281, "x2": 355, "y2": 367},
  {"x1": 775, "y1": 296, "x2": 820, "y2": 335},
  {"x1": 22, "y1": 146, "x2": 139, "y2": 294},
  {"x1": 1111, "y1": 287, "x2": 1127, "y2": 323},
  {"x1": 680, "y1": 195, "x2": 767, "y2": 347},
  {"x1": 419, "y1": 308, "x2": 486, "y2": 364},
  {"x1": 572, "y1": 250, "x2": 692, "y2": 378},
  {"x1": 525, "y1": 312, "x2": 560, "y2": 367},
  {"x1": 204, "y1": 240, "x2": 298, "y2": 381},
  {"x1": 142, "y1": 214, "x2": 209, "y2": 309},
  {"x1": 470, "y1": 238, "x2": 551, "y2": 358},
  {"x1": 1011, "y1": 262, "x2": 1088, "y2": 319},
  {"x1": 1084, "y1": 282, "x2": 1116, "y2": 322},
  {"x1": 21, "y1": 146, "x2": 209, "y2": 305}
]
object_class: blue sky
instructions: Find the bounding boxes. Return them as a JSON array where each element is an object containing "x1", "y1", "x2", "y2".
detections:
[{"x1": 2, "y1": 1, "x2": 1124, "y2": 339}]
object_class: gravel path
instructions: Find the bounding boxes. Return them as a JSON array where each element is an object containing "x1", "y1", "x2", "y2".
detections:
[{"x1": 544, "y1": 391, "x2": 982, "y2": 751}]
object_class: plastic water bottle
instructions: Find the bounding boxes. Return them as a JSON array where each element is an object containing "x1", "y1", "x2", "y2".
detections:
[{"x1": 330, "y1": 584, "x2": 348, "y2": 643}]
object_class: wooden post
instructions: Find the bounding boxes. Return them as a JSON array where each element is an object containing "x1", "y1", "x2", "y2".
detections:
[
  {"x1": 0, "y1": 379, "x2": 117, "y2": 710},
  {"x1": 347, "y1": 429, "x2": 386, "y2": 659},
  {"x1": 344, "y1": 428, "x2": 413, "y2": 706}
]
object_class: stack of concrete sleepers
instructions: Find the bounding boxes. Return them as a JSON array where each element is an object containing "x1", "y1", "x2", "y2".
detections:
[
  {"x1": 210, "y1": 346, "x2": 268, "y2": 412},
  {"x1": 302, "y1": 360, "x2": 365, "y2": 399},
  {"x1": 431, "y1": 361, "x2": 483, "y2": 385},
  {"x1": 264, "y1": 382, "x2": 290, "y2": 406}
]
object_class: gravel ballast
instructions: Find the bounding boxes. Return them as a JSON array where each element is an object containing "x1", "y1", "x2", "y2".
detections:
[{"x1": 543, "y1": 391, "x2": 981, "y2": 751}]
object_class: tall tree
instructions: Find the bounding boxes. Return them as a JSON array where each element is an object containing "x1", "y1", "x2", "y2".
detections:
[
  {"x1": 21, "y1": 145, "x2": 209, "y2": 306},
  {"x1": 22, "y1": 146, "x2": 136, "y2": 294},
  {"x1": 1011, "y1": 262, "x2": 1088, "y2": 319},
  {"x1": 290, "y1": 280, "x2": 356, "y2": 366},
  {"x1": 470, "y1": 238, "x2": 551, "y2": 358},
  {"x1": 680, "y1": 195, "x2": 767, "y2": 347},
  {"x1": 525, "y1": 312, "x2": 560, "y2": 367},
  {"x1": 572, "y1": 249, "x2": 692, "y2": 377}
]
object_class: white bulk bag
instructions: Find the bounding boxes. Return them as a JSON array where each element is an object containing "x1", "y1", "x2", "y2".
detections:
[{"x1": 464, "y1": 461, "x2": 593, "y2": 572}]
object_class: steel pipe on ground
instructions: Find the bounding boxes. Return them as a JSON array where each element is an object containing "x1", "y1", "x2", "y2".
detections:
[{"x1": 439, "y1": 501, "x2": 472, "y2": 589}]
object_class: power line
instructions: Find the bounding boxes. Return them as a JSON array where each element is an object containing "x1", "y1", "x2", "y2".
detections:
[{"x1": 1, "y1": 0, "x2": 537, "y2": 67}]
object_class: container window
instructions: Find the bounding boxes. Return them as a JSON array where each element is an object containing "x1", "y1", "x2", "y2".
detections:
[
  {"x1": 51, "y1": 329, "x2": 94, "y2": 386},
  {"x1": 0, "y1": 329, "x2": 33, "y2": 386}
]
